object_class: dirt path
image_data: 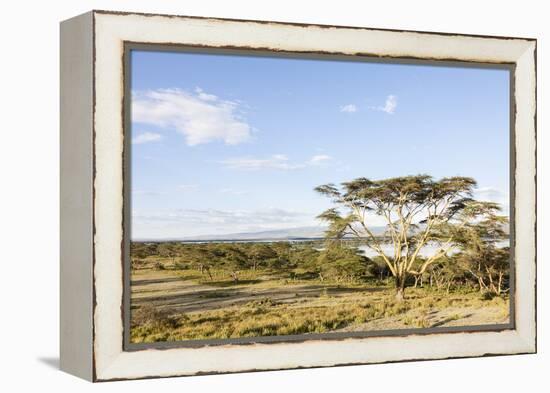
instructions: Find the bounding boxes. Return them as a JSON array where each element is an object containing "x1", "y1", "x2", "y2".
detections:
[
  {"x1": 131, "y1": 270, "x2": 380, "y2": 313},
  {"x1": 131, "y1": 270, "x2": 509, "y2": 333}
]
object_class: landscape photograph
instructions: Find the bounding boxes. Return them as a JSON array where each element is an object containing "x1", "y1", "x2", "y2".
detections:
[{"x1": 128, "y1": 49, "x2": 511, "y2": 344}]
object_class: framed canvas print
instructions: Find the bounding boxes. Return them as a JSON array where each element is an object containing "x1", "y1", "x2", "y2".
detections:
[{"x1": 60, "y1": 10, "x2": 537, "y2": 382}]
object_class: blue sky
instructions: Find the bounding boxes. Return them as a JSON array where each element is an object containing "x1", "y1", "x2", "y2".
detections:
[{"x1": 130, "y1": 50, "x2": 510, "y2": 240}]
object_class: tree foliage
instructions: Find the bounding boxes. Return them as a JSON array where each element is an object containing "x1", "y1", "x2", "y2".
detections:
[{"x1": 315, "y1": 175, "x2": 508, "y2": 300}]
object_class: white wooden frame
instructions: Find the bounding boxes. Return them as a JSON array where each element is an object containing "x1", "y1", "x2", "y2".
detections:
[{"x1": 60, "y1": 10, "x2": 537, "y2": 382}]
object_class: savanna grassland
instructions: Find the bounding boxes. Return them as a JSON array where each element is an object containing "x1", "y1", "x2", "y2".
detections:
[{"x1": 130, "y1": 240, "x2": 510, "y2": 344}]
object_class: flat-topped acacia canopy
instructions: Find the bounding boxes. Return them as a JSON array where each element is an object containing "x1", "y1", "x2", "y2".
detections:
[{"x1": 315, "y1": 175, "x2": 507, "y2": 300}]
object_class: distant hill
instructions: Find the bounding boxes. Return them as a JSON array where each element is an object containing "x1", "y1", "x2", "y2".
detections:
[
  {"x1": 181, "y1": 226, "x2": 329, "y2": 241},
  {"x1": 134, "y1": 225, "x2": 387, "y2": 242}
]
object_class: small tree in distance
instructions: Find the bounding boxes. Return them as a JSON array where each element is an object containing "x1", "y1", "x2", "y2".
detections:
[
  {"x1": 247, "y1": 243, "x2": 277, "y2": 271},
  {"x1": 315, "y1": 175, "x2": 506, "y2": 301}
]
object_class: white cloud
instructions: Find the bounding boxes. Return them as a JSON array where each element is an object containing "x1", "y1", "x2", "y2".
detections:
[
  {"x1": 340, "y1": 104, "x2": 357, "y2": 113},
  {"x1": 178, "y1": 184, "x2": 199, "y2": 192},
  {"x1": 132, "y1": 88, "x2": 252, "y2": 146},
  {"x1": 132, "y1": 206, "x2": 390, "y2": 240},
  {"x1": 194, "y1": 87, "x2": 218, "y2": 102},
  {"x1": 474, "y1": 187, "x2": 509, "y2": 206},
  {"x1": 219, "y1": 154, "x2": 334, "y2": 171},
  {"x1": 133, "y1": 207, "x2": 316, "y2": 237},
  {"x1": 370, "y1": 95, "x2": 398, "y2": 114},
  {"x1": 132, "y1": 131, "x2": 162, "y2": 145},
  {"x1": 220, "y1": 188, "x2": 249, "y2": 196},
  {"x1": 309, "y1": 154, "x2": 332, "y2": 165},
  {"x1": 219, "y1": 154, "x2": 306, "y2": 171}
]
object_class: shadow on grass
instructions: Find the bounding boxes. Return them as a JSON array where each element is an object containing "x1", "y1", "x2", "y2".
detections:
[
  {"x1": 198, "y1": 290, "x2": 234, "y2": 299},
  {"x1": 200, "y1": 279, "x2": 261, "y2": 287},
  {"x1": 131, "y1": 288, "x2": 241, "y2": 305},
  {"x1": 131, "y1": 277, "x2": 186, "y2": 286},
  {"x1": 325, "y1": 286, "x2": 385, "y2": 294},
  {"x1": 430, "y1": 313, "x2": 473, "y2": 328}
]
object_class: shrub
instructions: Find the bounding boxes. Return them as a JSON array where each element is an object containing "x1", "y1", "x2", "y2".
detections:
[
  {"x1": 481, "y1": 291, "x2": 496, "y2": 301},
  {"x1": 154, "y1": 261, "x2": 165, "y2": 270},
  {"x1": 132, "y1": 305, "x2": 181, "y2": 330}
]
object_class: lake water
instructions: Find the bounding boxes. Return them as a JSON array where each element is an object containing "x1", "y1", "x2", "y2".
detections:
[
  {"x1": 180, "y1": 238, "x2": 509, "y2": 258},
  {"x1": 358, "y1": 242, "x2": 506, "y2": 258}
]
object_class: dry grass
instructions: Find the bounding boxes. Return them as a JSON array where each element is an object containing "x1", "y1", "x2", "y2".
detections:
[{"x1": 130, "y1": 283, "x2": 509, "y2": 343}]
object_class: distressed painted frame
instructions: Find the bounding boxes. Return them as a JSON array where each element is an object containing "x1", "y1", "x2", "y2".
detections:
[{"x1": 60, "y1": 10, "x2": 537, "y2": 382}]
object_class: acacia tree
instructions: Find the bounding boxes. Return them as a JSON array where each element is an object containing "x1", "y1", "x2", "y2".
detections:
[
  {"x1": 315, "y1": 175, "x2": 502, "y2": 301},
  {"x1": 221, "y1": 246, "x2": 249, "y2": 282},
  {"x1": 186, "y1": 246, "x2": 214, "y2": 280},
  {"x1": 247, "y1": 244, "x2": 277, "y2": 271},
  {"x1": 452, "y1": 212, "x2": 509, "y2": 294},
  {"x1": 314, "y1": 245, "x2": 370, "y2": 283}
]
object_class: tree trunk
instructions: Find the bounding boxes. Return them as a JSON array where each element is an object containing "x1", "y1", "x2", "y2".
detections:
[
  {"x1": 395, "y1": 275, "x2": 406, "y2": 302},
  {"x1": 478, "y1": 277, "x2": 487, "y2": 292},
  {"x1": 395, "y1": 287, "x2": 405, "y2": 302}
]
